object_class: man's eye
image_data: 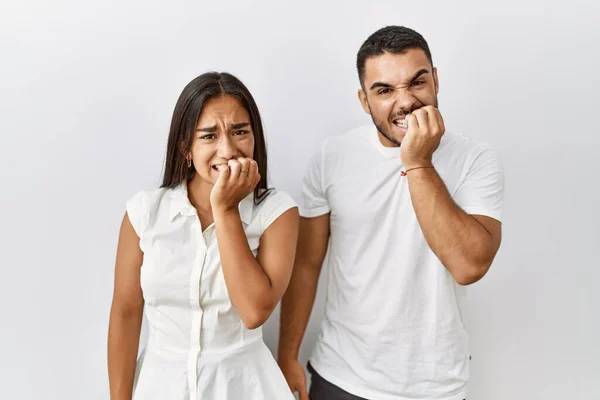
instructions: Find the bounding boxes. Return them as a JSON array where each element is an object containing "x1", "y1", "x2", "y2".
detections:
[
  {"x1": 410, "y1": 81, "x2": 424, "y2": 86},
  {"x1": 378, "y1": 88, "x2": 391, "y2": 95}
]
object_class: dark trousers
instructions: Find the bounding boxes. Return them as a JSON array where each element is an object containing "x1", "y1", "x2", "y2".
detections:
[
  {"x1": 308, "y1": 362, "x2": 368, "y2": 400},
  {"x1": 307, "y1": 362, "x2": 466, "y2": 400}
]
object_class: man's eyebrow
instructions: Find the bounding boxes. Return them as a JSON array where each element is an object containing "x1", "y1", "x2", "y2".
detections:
[
  {"x1": 368, "y1": 69, "x2": 431, "y2": 91},
  {"x1": 369, "y1": 81, "x2": 394, "y2": 91},
  {"x1": 408, "y1": 69, "x2": 430, "y2": 83}
]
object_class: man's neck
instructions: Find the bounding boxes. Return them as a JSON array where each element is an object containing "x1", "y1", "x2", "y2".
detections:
[{"x1": 377, "y1": 130, "x2": 401, "y2": 148}]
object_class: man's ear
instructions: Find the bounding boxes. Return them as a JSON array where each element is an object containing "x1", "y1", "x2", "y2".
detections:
[{"x1": 358, "y1": 89, "x2": 371, "y2": 115}]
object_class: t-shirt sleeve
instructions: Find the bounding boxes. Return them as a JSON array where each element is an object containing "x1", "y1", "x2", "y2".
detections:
[
  {"x1": 453, "y1": 145, "x2": 504, "y2": 222},
  {"x1": 259, "y1": 191, "x2": 298, "y2": 233},
  {"x1": 125, "y1": 191, "x2": 148, "y2": 237},
  {"x1": 299, "y1": 145, "x2": 330, "y2": 218}
]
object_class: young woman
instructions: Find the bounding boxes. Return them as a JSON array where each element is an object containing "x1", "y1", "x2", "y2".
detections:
[{"x1": 107, "y1": 72, "x2": 299, "y2": 399}]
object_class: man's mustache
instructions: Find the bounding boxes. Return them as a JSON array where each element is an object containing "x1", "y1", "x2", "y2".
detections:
[{"x1": 392, "y1": 106, "x2": 422, "y2": 118}]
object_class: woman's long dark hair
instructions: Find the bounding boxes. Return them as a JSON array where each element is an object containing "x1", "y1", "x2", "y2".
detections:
[{"x1": 161, "y1": 72, "x2": 270, "y2": 204}]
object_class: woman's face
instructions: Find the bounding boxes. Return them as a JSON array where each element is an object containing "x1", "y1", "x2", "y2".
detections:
[{"x1": 188, "y1": 95, "x2": 255, "y2": 185}]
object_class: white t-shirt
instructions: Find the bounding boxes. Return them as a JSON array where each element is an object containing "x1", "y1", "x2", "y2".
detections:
[{"x1": 300, "y1": 125, "x2": 504, "y2": 400}]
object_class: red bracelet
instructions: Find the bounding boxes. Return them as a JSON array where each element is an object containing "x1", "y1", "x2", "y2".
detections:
[{"x1": 400, "y1": 165, "x2": 434, "y2": 176}]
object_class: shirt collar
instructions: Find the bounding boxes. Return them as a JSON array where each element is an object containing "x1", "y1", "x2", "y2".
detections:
[
  {"x1": 368, "y1": 125, "x2": 403, "y2": 160},
  {"x1": 167, "y1": 182, "x2": 254, "y2": 225}
]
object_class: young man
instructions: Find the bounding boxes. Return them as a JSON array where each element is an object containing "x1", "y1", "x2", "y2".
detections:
[{"x1": 278, "y1": 26, "x2": 504, "y2": 400}]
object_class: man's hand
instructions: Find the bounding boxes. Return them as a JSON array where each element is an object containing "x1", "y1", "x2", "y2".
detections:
[
  {"x1": 401, "y1": 106, "x2": 446, "y2": 169},
  {"x1": 279, "y1": 358, "x2": 309, "y2": 400}
]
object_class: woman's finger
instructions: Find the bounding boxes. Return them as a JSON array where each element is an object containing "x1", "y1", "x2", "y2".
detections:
[
  {"x1": 237, "y1": 157, "x2": 252, "y2": 181},
  {"x1": 228, "y1": 159, "x2": 242, "y2": 182},
  {"x1": 246, "y1": 159, "x2": 258, "y2": 186},
  {"x1": 216, "y1": 164, "x2": 230, "y2": 187}
]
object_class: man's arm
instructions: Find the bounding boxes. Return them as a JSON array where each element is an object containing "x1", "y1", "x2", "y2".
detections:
[
  {"x1": 278, "y1": 214, "x2": 330, "y2": 399},
  {"x1": 401, "y1": 106, "x2": 503, "y2": 285},
  {"x1": 406, "y1": 168, "x2": 501, "y2": 285}
]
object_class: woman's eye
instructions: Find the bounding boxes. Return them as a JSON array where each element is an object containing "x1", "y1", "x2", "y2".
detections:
[
  {"x1": 233, "y1": 130, "x2": 248, "y2": 136},
  {"x1": 200, "y1": 134, "x2": 216, "y2": 140}
]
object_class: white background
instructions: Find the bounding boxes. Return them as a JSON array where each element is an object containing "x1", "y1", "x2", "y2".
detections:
[{"x1": 1, "y1": 0, "x2": 598, "y2": 399}]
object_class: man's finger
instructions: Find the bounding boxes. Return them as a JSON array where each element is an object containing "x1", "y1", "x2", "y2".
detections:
[
  {"x1": 413, "y1": 109, "x2": 430, "y2": 136},
  {"x1": 435, "y1": 108, "x2": 445, "y2": 134},
  {"x1": 406, "y1": 114, "x2": 419, "y2": 133},
  {"x1": 423, "y1": 107, "x2": 441, "y2": 136}
]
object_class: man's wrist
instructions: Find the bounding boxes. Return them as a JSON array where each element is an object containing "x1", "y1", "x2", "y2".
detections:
[
  {"x1": 403, "y1": 159, "x2": 433, "y2": 170},
  {"x1": 401, "y1": 164, "x2": 435, "y2": 177}
]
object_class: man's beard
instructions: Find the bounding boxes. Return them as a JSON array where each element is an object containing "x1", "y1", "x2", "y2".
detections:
[
  {"x1": 370, "y1": 98, "x2": 438, "y2": 147},
  {"x1": 371, "y1": 114, "x2": 402, "y2": 146}
]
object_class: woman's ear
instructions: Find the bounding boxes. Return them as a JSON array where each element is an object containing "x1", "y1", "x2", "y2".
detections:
[{"x1": 179, "y1": 141, "x2": 192, "y2": 160}]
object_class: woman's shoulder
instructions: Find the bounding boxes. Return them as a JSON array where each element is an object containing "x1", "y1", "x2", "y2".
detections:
[
  {"x1": 255, "y1": 188, "x2": 297, "y2": 209},
  {"x1": 253, "y1": 188, "x2": 298, "y2": 232},
  {"x1": 126, "y1": 186, "x2": 171, "y2": 210},
  {"x1": 125, "y1": 186, "x2": 177, "y2": 236}
]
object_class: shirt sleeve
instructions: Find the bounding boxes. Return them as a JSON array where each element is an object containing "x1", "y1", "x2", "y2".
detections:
[
  {"x1": 259, "y1": 191, "x2": 299, "y2": 233},
  {"x1": 125, "y1": 191, "x2": 148, "y2": 237},
  {"x1": 299, "y1": 144, "x2": 330, "y2": 218},
  {"x1": 453, "y1": 145, "x2": 505, "y2": 222}
]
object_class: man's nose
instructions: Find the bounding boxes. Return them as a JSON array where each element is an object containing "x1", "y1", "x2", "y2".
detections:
[{"x1": 393, "y1": 90, "x2": 418, "y2": 113}]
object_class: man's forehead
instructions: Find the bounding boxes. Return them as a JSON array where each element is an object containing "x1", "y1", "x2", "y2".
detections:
[{"x1": 364, "y1": 49, "x2": 431, "y2": 83}]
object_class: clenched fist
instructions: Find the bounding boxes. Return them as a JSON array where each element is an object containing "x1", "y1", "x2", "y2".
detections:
[{"x1": 401, "y1": 106, "x2": 446, "y2": 169}]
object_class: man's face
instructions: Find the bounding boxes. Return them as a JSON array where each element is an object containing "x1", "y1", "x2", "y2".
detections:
[{"x1": 358, "y1": 49, "x2": 439, "y2": 146}]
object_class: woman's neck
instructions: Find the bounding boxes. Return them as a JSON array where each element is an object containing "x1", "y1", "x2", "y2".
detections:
[{"x1": 187, "y1": 176, "x2": 213, "y2": 214}]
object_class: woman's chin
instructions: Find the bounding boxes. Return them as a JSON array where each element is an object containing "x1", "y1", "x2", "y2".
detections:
[
  {"x1": 207, "y1": 168, "x2": 220, "y2": 184},
  {"x1": 192, "y1": 170, "x2": 217, "y2": 186}
]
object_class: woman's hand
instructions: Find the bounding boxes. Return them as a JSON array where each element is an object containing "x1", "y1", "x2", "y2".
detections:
[{"x1": 210, "y1": 157, "x2": 260, "y2": 214}]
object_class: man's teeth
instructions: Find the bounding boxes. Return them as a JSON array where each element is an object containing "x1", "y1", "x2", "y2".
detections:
[{"x1": 394, "y1": 119, "x2": 408, "y2": 128}]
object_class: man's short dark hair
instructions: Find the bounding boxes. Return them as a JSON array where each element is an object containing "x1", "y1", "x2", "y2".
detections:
[{"x1": 357, "y1": 26, "x2": 433, "y2": 87}]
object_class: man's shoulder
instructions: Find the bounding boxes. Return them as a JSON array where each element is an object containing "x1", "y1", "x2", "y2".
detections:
[
  {"x1": 320, "y1": 124, "x2": 373, "y2": 155},
  {"x1": 438, "y1": 132, "x2": 497, "y2": 163}
]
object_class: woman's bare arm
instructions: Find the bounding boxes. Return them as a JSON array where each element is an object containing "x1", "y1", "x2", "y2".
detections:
[{"x1": 107, "y1": 213, "x2": 144, "y2": 400}]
